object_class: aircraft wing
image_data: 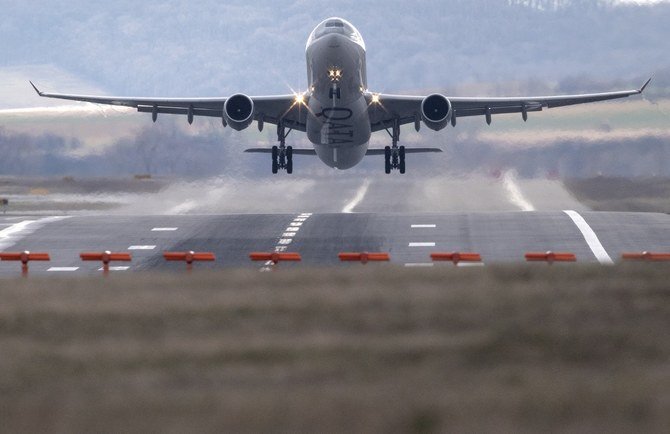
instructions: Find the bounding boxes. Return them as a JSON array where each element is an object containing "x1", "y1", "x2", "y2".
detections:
[
  {"x1": 367, "y1": 78, "x2": 651, "y2": 132},
  {"x1": 29, "y1": 82, "x2": 307, "y2": 131}
]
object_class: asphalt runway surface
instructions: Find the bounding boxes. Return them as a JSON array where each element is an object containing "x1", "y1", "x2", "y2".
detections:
[{"x1": 0, "y1": 173, "x2": 668, "y2": 275}]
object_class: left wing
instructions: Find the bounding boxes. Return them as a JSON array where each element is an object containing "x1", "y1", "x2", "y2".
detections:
[
  {"x1": 368, "y1": 78, "x2": 652, "y2": 132},
  {"x1": 29, "y1": 82, "x2": 306, "y2": 131}
]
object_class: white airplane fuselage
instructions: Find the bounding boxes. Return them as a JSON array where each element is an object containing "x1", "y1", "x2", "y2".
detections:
[{"x1": 305, "y1": 19, "x2": 371, "y2": 169}]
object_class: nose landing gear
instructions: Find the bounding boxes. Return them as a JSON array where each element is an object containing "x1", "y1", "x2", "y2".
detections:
[
  {"x1": 272, "y1": 124, "x2": 294, "y2": 174},
  {"x1": 383, "y1": 119, "x2": 406, "y2": 174}
]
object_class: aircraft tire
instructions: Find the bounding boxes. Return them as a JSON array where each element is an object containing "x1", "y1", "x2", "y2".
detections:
[
  {"x1": 384, "y1": 146, "x2": 391, "y2": 174},
  {"x1": 286, "y1": 146, "x2": 293, "y2": 174},
  {"x1": 399, "y1": 146, "x2": 406, "y2": 174},
  {"x1": 271, "y1": 146, "x2": 279, "y2": 174}
]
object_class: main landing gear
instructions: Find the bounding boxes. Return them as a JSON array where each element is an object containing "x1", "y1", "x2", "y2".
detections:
[
  {"x1": 383, "y1": 118, "x2": 405, "y2": 174},
  {"x1": 272, "y1": 123, "x2": 293, "y2": 174}
]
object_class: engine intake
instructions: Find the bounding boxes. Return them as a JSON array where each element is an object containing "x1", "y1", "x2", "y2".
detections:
[
  {"x1": 421, "y1": 94, "x2": 452, "y2": 131},
  {"x1": 223, "y1": 94, "x2": 254, "y2": 130}
]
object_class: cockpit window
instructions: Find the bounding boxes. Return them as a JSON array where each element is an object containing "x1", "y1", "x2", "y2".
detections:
[{"x1": 306, "y1": 17, "x2": 366, "y2": 50}]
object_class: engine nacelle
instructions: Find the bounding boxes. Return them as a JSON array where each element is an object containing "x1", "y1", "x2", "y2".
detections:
[
  {"x1": 223, "y1": 94, "x2": 254, "y2": 131},
  {"x1": 421, "y1": 94, "x2": 452, "y2": 131}
]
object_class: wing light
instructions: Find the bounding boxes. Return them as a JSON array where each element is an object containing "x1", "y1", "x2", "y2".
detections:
[{"x1": 293, "y1": 93, "x2": 305, "y2": 105}]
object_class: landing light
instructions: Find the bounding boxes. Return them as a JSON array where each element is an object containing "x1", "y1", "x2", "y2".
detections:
[
  {"x1": 294, "y1": 93, "x2": 305, "y2": 105},
  {"x1": 328, "y1": 68, "x2": 343, "y2": 82},
  {"x1": 371, "y1": 93, "x2": 380, "y2": 104}
]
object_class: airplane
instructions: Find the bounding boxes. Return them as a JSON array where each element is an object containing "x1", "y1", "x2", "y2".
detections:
[{"x1": 30, "y1": 17, "x2": 651, "y2": 175}]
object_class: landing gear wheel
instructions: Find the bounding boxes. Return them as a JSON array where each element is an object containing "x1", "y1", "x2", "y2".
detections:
[
  {"x1": 384, "y1": 146, "x2": 391, "y2": 174},
  {"x1": 399, "y1": 146, "x2": 406, "y2": 174},
  {"x1": 271, "y1": 146, "x2": 278, "y2": 174},
  {"x1": 286, "y1": 146, "x2": 293, "y2": 174}
]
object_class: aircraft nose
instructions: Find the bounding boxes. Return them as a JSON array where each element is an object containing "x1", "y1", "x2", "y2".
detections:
[{"x1": 324, "y1": 34, "x2": 341, "y2": 48}]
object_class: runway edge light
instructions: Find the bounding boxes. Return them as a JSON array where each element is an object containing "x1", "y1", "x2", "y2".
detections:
[
  {"x1": 621, "y1": 252, "x2": 670, "y2": 262},
  {"x1": 430, "y1": 252, "x2": 482, "y2": 265},
  {"x1": 80, "y1": 251, "x2": 132, "y2": 276},
  {"x1": 0, "y1": 251, "x2": 50, "y2": 277},
  {"x1": 525, "y1": 251, "x2": 576, "y2": 264},
  {"x1": 338, "y1": 252, "x2": 390, "y2": 264},
  {"x1": 164, "y1": 251, "x2": 216, "y2": 271},
  {"x1": 249, "y1": 252, "x2": 302, "y2": 265}
]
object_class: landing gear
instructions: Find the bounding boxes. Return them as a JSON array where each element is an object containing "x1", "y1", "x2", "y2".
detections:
[
  {"x1": 271, "y1": 123, "x2": 294, "y2": 174},
  {"x1": 271, "y1": 146, "x2": 279, "y2": 174},
  {"x1": 383, "y1": 118, "x2": 406, "y2": 174}
]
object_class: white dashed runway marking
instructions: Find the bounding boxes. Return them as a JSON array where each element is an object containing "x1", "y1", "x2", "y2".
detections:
[
  {"x1": 404, "y1": 263, "x2": 434, "y2": 267},
  {"x1": 151, "y1": 227, "x2": 178, "y2": 232},
  {"x1": 48, "y1": 267, "x2": 79, "y2": 272},
  {"x1": 409, "y1": 242, "x2": 436, "y2": 247},
  {"x1": 99, "y1": 266, "x2": 130, "y2": 271},
  {"x1": 260, "y1": 213, "x2": 313, "y2": 272},
  {"x1": 411, "y1": 224, "x2": 436, "y2": 228},
  {"x1": 128, "y1": 245, "x2": 156, "y2": 250}
]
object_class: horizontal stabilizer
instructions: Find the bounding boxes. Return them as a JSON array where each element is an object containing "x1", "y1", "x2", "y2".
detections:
[
  {"x1": 244, "y1": 148, "x2": 316, "y2": 155},
  {"x1": 365, "y1": 147, "x2": 443, "y2": 156},
  {"x1": 245, "y1": 147, "x2": 443, "y2": 156}
]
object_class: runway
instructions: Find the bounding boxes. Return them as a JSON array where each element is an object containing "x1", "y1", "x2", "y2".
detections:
[{"x1": 0, "y1": 173, "x2": 667, "y2": 275}]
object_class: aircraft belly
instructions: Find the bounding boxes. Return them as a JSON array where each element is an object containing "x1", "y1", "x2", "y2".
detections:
[{"x1": 307, "y1": 95, "x2": 371, "y2": 169}]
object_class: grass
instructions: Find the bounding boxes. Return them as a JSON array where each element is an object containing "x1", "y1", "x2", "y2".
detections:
[
  {"x1": 566, "y1": 177, "x2": 670, "y2": 213},
  {"x1": 0, "y1": 265, "x2": 669, "y2": 433}
]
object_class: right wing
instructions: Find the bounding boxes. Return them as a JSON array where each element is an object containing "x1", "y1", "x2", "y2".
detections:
[
  {"x1": 29, "y1": 82, "x2": 307, "y2": 131},
  {"x1": 368, "y1": 78, "x2": 651, "y2": 131}
]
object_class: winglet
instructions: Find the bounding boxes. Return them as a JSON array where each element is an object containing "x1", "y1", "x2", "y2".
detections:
[
  {"x1": 639, "y1": 76, "x2": 653, "y2": 93},
  {"x1": 29, "y1": 81, "x2": 44, "y2": 96}
]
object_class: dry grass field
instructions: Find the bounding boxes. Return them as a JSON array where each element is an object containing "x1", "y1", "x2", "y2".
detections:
[
  {"x1": 0, "y1": 265, "x2": 669, "y2": 433},
  {"x1": 566, "y1": 177, "x2": 670, "y2": 213}
]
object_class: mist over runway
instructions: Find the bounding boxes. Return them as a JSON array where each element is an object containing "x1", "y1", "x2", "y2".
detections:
[
  {"x1": 0, "y1": 173, "x2": 667, "y2": 275},
  {"x1": 106, "y1": 172, "x2": 587, "y2": 215}
]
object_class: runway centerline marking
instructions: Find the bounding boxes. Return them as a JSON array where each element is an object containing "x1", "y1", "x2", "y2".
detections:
[
  {"x1": 563, "y1": 210, "x2": 614, "y2": 265},
  {"x1": 48, "y1": 267, "x2": 80, "y2": 272},
  {"x1": 503, "y1": 170, "x2": 535, "y2": 212},
  {"x1": 128, "y1": 245, "x2": 156, "y2": 250},
  {"x1": 411, "y1": 224, "x2": 436, "y2": 228},
  {"x1": 261, "y1": 213, "x2": 313, "y2": 272},
  {"x1": 409, "y1": 242, "x2": 436, "y2": 247},
  {"x1": 98, "y1": 266, "x2": 130, "y2": 271},
  {"x1": 342, "y1": 179, "x2": 371, "y2": 213},
  {"x1": 151, "y1": 227, "x2": 178, "y2": 232},
  {"x1": 405, "y1": 263, "x2": 434, "y2": 267}
]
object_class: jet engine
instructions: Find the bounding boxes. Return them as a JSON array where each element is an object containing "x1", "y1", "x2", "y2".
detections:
[
  {"x1": 421, "y1": 94, "x2": 452, "y2": 131},
  {"x1": 223, "y1": 94, "x2": 254, "y2": 130}
]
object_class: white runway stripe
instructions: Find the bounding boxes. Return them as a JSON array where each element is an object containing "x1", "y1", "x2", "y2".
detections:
[
  {"x1": 404, "y1": 263, "x2": 434, "y2": 267},
  {"x1": 48, "y1": 267, "x2": 79, "y2": 272},
  {"x1": 151, "y1": 227, "x2": 178, "y2": 232},
  {"x1": 128, "y1": 245, "x2": 156, "y2": 250},
  {"x1": 411, "y1": 224, "x2": 436, "y2": 228},
  {"x1": 99, "y1": 266, "x2": 130, "y2": 271},
  {"x1": 563, "y1": 210, "x2": 614, "y2": 265},
  {"x1": 409, "y1": 242, "x2": 436, "y2": 247}
]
